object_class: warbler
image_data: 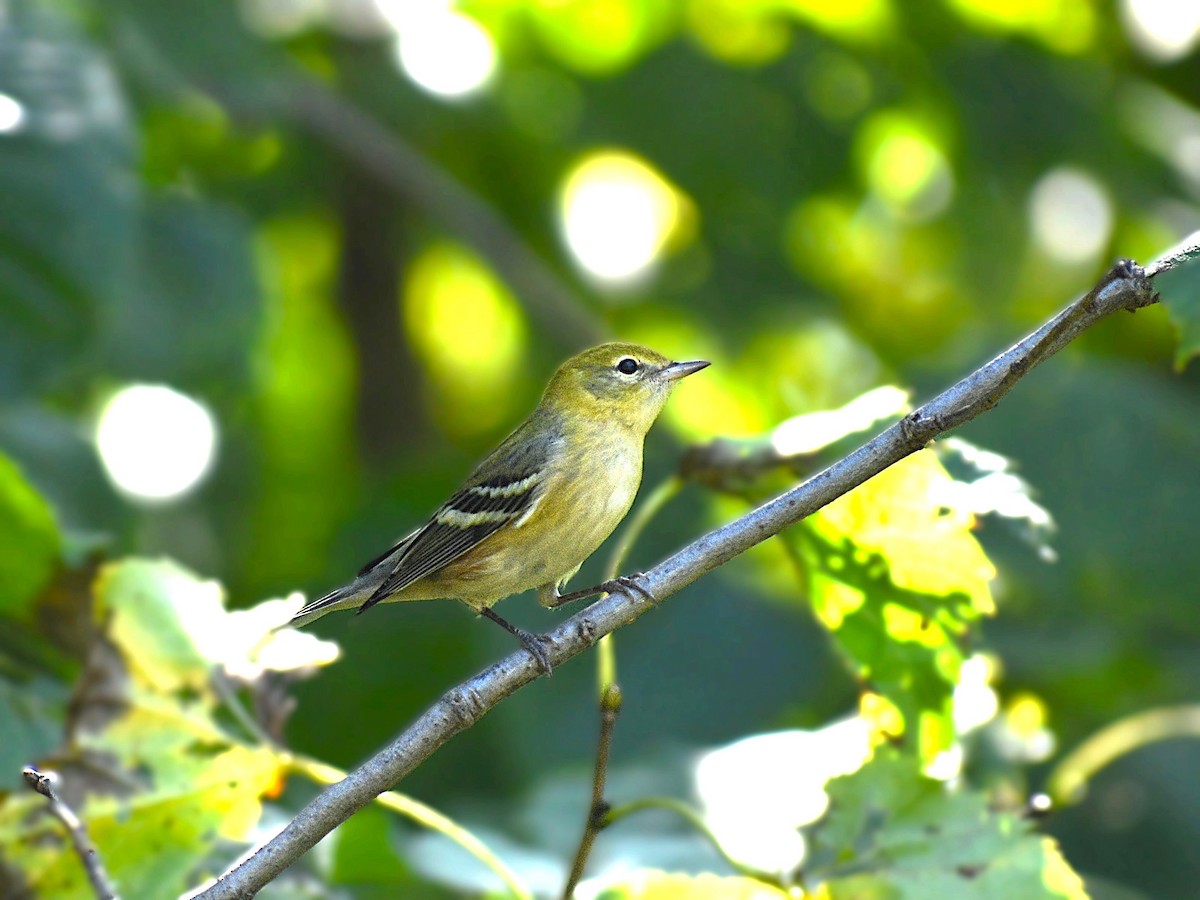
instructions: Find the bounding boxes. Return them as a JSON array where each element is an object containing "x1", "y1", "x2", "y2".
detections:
[{"x1": 290, "y1": 342, "x2": 709, "y2": 672}]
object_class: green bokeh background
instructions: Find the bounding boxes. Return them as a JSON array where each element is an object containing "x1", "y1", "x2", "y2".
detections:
[{"x1": 2, "y1": 0, "x2": 1199, "y2": 896}]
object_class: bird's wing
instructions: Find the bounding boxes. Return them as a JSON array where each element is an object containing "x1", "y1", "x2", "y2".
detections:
[{"x1": 356, "y1": 420, "x2": 560, "y2": 613}]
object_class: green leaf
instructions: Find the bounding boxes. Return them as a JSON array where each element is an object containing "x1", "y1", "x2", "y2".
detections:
[
  {"x1": 327, "y1": 805, "x2": 412, "y2": 886},
  {"x1": 0, "y1": 745, "x2": 280, "y2": 900},
  {"x1": 0, "y1": 559, "x2": 335, "y2": 899},
  {"x1": 794, "y1": 452, "x2": 995, "y2": 760},
  {"x1": 0, "y1": 452, "x2": 60, "y2": 619},
  {"x1": 805, "y1": 750, "x2": 1088, "y2": 899},
  {"x1": 1156, "y1": 255, "x2": 1200, "y2": 370},
  {"x1": 93, "y1": 558, "x2": 338, "y2": 690}
]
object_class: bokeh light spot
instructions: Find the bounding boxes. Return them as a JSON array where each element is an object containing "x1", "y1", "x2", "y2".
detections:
[
  {"x1": 953, "y1": 654, "x2": 1000, "y2": 733},
  {"x1": 1029, "y1": 167, "x2": 1113, "y2": 264},
  {"x1": 859, "y1": 113, "x2": 955, "y2": 221},
  {"x1": 1121, "y1": 0, "x2": 1200, "y2": 62},
  {"x1": 994, "y1": 692, "x2": 1057, "y2": 763},
  {"x1": 392, "y1": 7, "x2": 497, "y2": 99},
  {"x1": 528, "y1": 0, "x2": 668, "y2": 74},
  {"x1": 404, "y1": 242, "x2": 527, "y2": 435},
  {"x1": 782, "y1": 0, "x2": 894, "y2": 41},
  {"x1": 686, "y1": 0, "x2": 792, "y2": 65},
  {"x1": 558, "y1": 151, "x2": 691, "y2": 287},
  {"x1": 95, "y1": 385, "x2": 218, "y2": 503},
  {"x1": 0, "y1": 93, "x2": 26, "y2": 134},
  {"x1": 946, "y1": 0, "x2": 1096, "y2": 54}
]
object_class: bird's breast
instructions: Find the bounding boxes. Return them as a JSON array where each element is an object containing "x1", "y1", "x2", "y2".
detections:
[{"x1": 528, "y1": 439, "x2": 642, "y2": 575}]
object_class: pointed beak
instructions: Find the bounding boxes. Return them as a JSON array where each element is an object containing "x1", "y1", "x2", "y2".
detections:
[{"x1": 660, "y1": 359, "x2": 710, "y2": 382}]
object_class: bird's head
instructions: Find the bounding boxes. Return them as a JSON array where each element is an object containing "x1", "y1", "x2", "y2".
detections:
[{"x1": 543, "y1": 342, "x2": 710, "y2": 434}]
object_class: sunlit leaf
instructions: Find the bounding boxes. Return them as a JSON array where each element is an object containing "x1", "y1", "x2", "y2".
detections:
[
  {"x1": 805, "y1": 749, "x2": 1088, "y2": 898},
  {"x1": 789, "y1": 452, "x2": 996, "y2": 759},
  {"x1": 814, "y1": 452, "x2": 996, "y2": 611},
  {"x1": 694, "y1": 719, "x2": 872, "y2": 873},
  {"x1": 0, "y1": 559, "x2": 324, "y2": 899},
  {"x1": 94, "y1": 559, "x2": 339, "y2": 688}
]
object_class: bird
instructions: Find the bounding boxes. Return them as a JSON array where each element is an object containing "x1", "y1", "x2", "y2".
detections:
[{"x1": 288, "y1": 342, "x2": 709, "y2": 672}]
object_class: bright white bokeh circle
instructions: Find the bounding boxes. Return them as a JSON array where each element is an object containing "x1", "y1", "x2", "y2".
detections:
[
  {"x1": 1028, "y1": 168, "x2": 1113, "y2": 264},
  {"x1": 95, "y1": 385, "x2": 218, "y2": 503},
  {"x1": 395, "y1": 10, "x2": 496, "y2": 99},
  {"x1": 0, "y1": 93, "x2": 26, "y2": 134},
  {"x1": 1121, "y1": 0, "x2": 1200, "y2": 62},
  {"x1": 558, "y1": 152, "x2": 682, "y2": 286}
]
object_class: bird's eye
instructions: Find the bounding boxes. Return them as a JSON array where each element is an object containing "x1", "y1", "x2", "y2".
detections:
[{"x1": 616, "y1": 357, "x2": 640, "y2": 375}]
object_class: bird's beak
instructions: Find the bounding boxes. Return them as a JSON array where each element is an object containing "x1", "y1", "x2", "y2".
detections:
[{"x1": 659, "y1": 359, "x2": 711, "y2": 382}]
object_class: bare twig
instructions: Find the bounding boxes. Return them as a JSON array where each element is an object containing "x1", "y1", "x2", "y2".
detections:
[
  {"x1": 194, "y1": 252, "x2": 1181, "y2": 899},
  {"x1": 562, "y1": 684, "x2": 622, "y2": 898},
  {"x1": 22, "y1": 765, "x2": 117, "y2": 900}
]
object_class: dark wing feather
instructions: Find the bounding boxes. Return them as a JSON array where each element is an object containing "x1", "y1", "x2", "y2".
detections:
[
  {"x1": 356, "y1": 529, "x2": 419, "y2": 578},
  {"x1": 356, "y1": 415, "x2": 560, "y2": 612}
]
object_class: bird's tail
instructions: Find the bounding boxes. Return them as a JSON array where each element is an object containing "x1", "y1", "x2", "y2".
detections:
[
  {"x1": 288, "y1": 583, "x2": 371, "y2": 629},
  {"x1": 287, "y1": 532, "x2": 417, "y2": 629}
]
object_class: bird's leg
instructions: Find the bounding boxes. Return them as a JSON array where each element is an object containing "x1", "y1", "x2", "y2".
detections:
[
  {"x1": 480, "y1": 607, "x2": 553, "y2": 675},
  {"x1": 550, "y1": 573, "x2": 655, "y2": 608}
]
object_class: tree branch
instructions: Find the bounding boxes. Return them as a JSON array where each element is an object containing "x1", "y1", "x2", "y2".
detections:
[
  {"x1": 194, "y1": 245, "x2": 1192, "y2": 899},
  {"x1": 22, "y1": 765, "x2": 117, "y2": 900}
]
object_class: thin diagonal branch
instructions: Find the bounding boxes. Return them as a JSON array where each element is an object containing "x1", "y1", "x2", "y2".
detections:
[
  {"x1": 194, "y1": 246, "x2": 1189, "y2": 899},
  {"x1": 22, "y1": 765, "x2": 117, "y2": 900}
]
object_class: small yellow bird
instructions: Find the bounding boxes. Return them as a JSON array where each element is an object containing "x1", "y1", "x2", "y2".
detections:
[{"x1": 290, "y1": 342, "x2": 709, "y2": 671}]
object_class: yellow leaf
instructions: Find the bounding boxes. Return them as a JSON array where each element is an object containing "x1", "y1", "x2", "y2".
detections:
[{"x1": 814, "y1": 450, "x2": 995, "y2": 614}]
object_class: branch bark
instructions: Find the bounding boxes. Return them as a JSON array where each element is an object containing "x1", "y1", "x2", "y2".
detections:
[
  {"x1": 23, "y1": 765, "x2": 117, "y2": 900},
  {"x1": 194, "y1": 244, "x2": 1194, "y2": 899}
]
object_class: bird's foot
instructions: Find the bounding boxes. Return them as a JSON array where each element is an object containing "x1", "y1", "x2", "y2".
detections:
[
  {"x1": 512, "y1": 626, "x2": 554, "y2": 676},
  {"x1": 481, "y1": 606, "x2": 554, "y2": 675},
  {"x1": 607, "y1": 573, "x2": 655, "y2": 602},
  {"x1": 553, "y1": 572, "x2": 655, "y2": 607}
]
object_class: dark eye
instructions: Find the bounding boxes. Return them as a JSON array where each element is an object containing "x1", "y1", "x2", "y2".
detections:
[{"x1": 616, "y1": 357, "x2": 640, "y2": 375}]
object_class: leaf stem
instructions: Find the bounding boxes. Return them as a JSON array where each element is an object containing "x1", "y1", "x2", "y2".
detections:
[
  {"x1": 287, "y1": 754, "x2": 532, "y2": 900},
  {"x1": 562, "y1": 684, "x2": 623, "y2": 898},
  {"x1": 1047, "y1": 705, "x2": 1200, "y2": 804},
  {"x1": 596, "y1": 477, "x2": 682, "y2": 693}
]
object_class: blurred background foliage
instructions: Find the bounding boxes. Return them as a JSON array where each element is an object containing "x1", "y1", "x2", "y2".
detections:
[{"x1": 1, "y1": 0, "x2": 1199, "y2": 896}]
